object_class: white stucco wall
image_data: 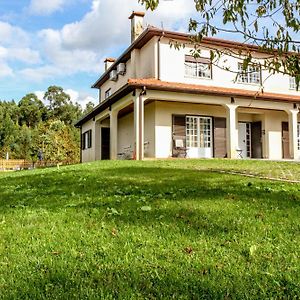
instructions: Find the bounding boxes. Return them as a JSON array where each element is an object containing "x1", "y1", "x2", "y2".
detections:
[{"x1": 81, "y1": 119, "x2": 95, "y2": 163}]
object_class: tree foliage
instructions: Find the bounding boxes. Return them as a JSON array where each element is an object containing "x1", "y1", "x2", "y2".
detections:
[
  {"x1": 139, "y1": 0, "x2": 300, "y2": 87},
  {"x1": 0, "y1": 86, "x2": 92, "y2": 163}
]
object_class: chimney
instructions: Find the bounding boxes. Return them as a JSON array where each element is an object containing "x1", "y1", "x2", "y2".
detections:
[
  {"x1": 129, "y1": 11, "x2": 145, "y2": 43},
  {"x1": 104, "y1": 58, "x2": 115, "y2": 71}
]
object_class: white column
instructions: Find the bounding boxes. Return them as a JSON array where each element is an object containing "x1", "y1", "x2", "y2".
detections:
[
  {"x1": 287, "y1": 109, "x2": 298, "y2": 159},
  {"x1": 225, "y1": 104, "x2": 238, "y2": 159},
  {"x1": 134, "y1": 95, "x2": 144, "y2": 160},
  {"x1": 110, "y1": 109, "x2": 118, "y2": 160}
]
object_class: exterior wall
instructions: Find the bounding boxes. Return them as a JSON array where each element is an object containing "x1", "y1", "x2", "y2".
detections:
[
  {"x1": 81, "y1": 119, "x2": 95, "y2": 163},
  {"x1": 155, "y1": 101, "x2": 227, "y2": 158},
  {"x1": 159, "y1": 38, "x2": 300, "y2": 97},
  {"x1": 99, "y1": 38, "x2": 157, "y2": 103},
  {"x1": 117, "y1": 102, "x2": 156, "y2": 158},
  {"x1": 118, "y1": 112, "x2": 134, "y2": 155}
]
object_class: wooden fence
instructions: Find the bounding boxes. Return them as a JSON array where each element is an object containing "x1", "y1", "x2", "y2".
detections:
[{"x1": 0, "y1": 159, "x2": 78, "y2": 171}]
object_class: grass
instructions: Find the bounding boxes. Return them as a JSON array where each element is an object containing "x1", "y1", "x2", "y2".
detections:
[{"x1": 0, "y1": 159, "x2": 300, "y2": 299}]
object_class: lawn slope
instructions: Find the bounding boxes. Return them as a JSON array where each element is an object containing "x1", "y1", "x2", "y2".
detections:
[{"x1": 0, "y1": 160, "x2": 300, "y2": 299}]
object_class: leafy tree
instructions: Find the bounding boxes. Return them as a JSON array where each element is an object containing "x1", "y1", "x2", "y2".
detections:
[
  {"x1": 44, "y1": 86, "x2": 82, "y2": 125},
  {"x1": 83, "y1": 101, "x2": 95, "y2": 115},
  {"x1": 139, "y1": 0, "x2": 300, "y2": 87},
  {"x1": 18, "y1": 93, "x2": 46, "y2": 127}
]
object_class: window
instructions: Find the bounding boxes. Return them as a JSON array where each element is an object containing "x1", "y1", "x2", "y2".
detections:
[
  {"x1": 186, "y1": 116, "x2": 212, "y2": 148},
  {"x1": 297, "y1": 123, "x2": 300, "y2": 150},
  {"x1": 290, "y1": 77, "x2": 296, "y2": 90},
  {"x1": 238, "y1": 63, "x2": 261, "y2": 84},
  {"x1": 185, "y1": 55, "x2": 212, "y2": 79},
  {"x1": 105, "y1": 88, "x2": 111, "y2": 99},
  {"x1": 81, "y1": 130, "x2": 92, "y2": 150}
]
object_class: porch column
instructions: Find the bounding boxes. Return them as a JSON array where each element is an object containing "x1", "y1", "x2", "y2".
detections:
[
  {"x1": 225, "y1": 104, "x2": 238, "y2": 159},
  {"x1": 134, "y1": 94, "x2": 144, "y2": 160},
  {"x1": 110, "y1": 109, "x2": 118, "y2": 160},
  {"x1": 287, "y1": 109, "x2": 298, "y2": 159}
]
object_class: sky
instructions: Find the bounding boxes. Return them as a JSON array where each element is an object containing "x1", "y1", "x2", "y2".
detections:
[{"x1": 0, "y1": 0, "x2": 197, "y2": 108}]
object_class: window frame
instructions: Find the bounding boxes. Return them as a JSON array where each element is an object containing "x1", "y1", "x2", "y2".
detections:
[
  {"x1": 105, "y1": 88, "x2": 112, "y2": 99},
  {"x1": 237, "y1": 63, "x2": 261, "y2": 85},
  {"x1": 81, "y1": 129, "x2": 92, "y2": 150},
  {"x1": 289, "y1": 77, "x2": 297, "y2": 90},
  {"x1": 184, "y1": 55, "x2": 212, "y2": 79}
]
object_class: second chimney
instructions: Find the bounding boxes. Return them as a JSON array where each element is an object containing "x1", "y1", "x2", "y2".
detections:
[
  {"x1": 129, "y1": 11, "x2": 145, "y2": 43},
  {"x1": 104, "y1": 58, "x2": 115, "y2": 71}
]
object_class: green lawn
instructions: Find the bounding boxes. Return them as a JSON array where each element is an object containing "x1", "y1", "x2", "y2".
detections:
[{"x1": 0, "y1": 160, "x2": 300, "y2": 299}]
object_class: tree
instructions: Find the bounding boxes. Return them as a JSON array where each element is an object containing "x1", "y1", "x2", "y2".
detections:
[
  {"x1": 18, "y1": 93, "x2": 46, "y2": 127},
  {"x1": 83, "y1": 101, "x2": 95, "y2": 115},
  {"x1": 44, "y1": 86, "x2": 82, "y2": 125},
  {"x1": 139, "y1": 0, "x2": 300, "y2": 87}
]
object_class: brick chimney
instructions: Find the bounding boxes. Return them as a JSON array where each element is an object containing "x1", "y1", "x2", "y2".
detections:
[
  {"x1": 104, "y1": 58, "x2": 115, "y2": 71},
  {"x1": 129, "y1": 11, "x2": 145, "y2": 43}
]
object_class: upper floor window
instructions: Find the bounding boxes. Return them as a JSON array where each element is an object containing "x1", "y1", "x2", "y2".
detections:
[
  {"x1": 105, "y1": 88, "x2": 111, "y2": 99},
  {"x1": 238, "y1": 63, "x2": 261, "y2": 84},
  {"x1": 81, "y1": 130, "x2": 92, "y2": 150},
  {"x1": 290, "y1": 77, "x2": 297, "y2": 90},
  {"x1": 185, "y1": 55, "x2": 212, "y2": 79}
]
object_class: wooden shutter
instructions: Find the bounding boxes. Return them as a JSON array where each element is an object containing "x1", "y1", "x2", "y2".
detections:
[
  {"x1": 172, "y1": 115, "x2": 186, "y2": 157},
  {"x1": 282, "y1": 122, "x2": 291, "y2": 159},
  {"x1": 213, "y1": 117, "x2": 227, "y2": 158},
  {"x1": 88, "y1": 130, "x2": 92, "y2": 148},
  {"x1": 81, "y1": 133, "x2": 85, "y2": 150},
  {"x1": 251, "y1": 122, "x2": 262, "y2": 158}
]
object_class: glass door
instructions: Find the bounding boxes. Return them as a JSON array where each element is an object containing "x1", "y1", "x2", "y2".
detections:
[{"x1": 186, "y1": 116, "x2": 213, "y2": 158}]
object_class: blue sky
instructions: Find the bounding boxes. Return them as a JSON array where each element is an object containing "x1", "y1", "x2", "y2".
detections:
[{"x1": 0, "y1": 0, "x2": 196, "y2": 107}]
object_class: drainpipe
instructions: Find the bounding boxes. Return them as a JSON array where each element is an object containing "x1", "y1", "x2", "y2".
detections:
[{"x1": 157, "y1": 31, "x2": 165, "y2": 80}]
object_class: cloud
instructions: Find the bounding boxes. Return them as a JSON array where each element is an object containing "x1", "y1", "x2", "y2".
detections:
[
  {"x1": 0, "y1": 21, "x2": 29, "y2": 47},
  {"x1": 0, "y1": 46, "x2": 40, "y2": 64},
  {"x1": 28, "y1": 0, "x2": 66, "y2": 15},
  {"x1": 59, "y1": 0, "x2": 195, "y2": 51},
  {"x1": 0, "y1": 62, "x2": 13, "y2": 78}
]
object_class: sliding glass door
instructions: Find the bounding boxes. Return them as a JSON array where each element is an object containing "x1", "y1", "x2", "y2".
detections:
[{"x1": 186, "y1": 116, "x2": 213, "y2": 158}]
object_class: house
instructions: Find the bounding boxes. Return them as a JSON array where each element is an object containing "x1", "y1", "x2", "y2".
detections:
[{"x1": 75, "y1": 11, "x2": 300, "y2": 162}]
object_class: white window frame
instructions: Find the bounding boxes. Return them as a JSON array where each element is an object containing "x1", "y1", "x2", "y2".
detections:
[
  {"x1": 290, "y1": 77, "x2": 297, "y2": 90},
  {"x1": 186, "y1": 116, "x2": 212, "y2": 148},
  {"x1": 238, "y1": 63, "x2": 261, "y2": 85},
  {"x1": 184, "y1": 56, "x2": 212, "y2": 79}
]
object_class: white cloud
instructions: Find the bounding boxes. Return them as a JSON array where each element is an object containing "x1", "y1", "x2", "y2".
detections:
[
  {"x1": 0, "y1": 46, "x2": 40, "y2": 64},
  {"x1": 0, "y1": 62, "x2": 13, "y2": 78},
  {"x1": 29, "y1": 0, "x2": 66, "y2": 15},
  {"x1": 0, "y1": 21, "x2": 30, "y2": 47}
]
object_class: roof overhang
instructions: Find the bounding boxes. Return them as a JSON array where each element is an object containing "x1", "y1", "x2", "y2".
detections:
[{"x1": 76, "y1": 78, "x2": 300, "y2": 127}]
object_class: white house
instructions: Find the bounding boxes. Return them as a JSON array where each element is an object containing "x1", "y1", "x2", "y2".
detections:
[{"x1": 76, "y1": 11, "x2": 300, "y2": 162}]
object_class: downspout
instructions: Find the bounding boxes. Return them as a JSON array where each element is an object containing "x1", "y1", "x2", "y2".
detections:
[{"x1": 157, "y1": 31, "x2": 165, "y2": 80}]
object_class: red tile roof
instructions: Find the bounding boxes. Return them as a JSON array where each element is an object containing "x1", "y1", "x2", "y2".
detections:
[{"x1": 128, "y1": 78, "x2": 300, "y2": 103}]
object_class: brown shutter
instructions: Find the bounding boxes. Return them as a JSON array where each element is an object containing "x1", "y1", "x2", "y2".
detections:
[
  {"x1": 282, "y1": 122, "x2": 291, "y2": 159},
  {"x1": 251, "y1": 122, "x2": 262, "y2": 158},
  {"x1": 214, "y1": 117, "x2": 227, "y2": 158},
  {"x1": 88, "y1": 130, "x2": 92, "y2": 148},
  {"x1": 81, "y1": 133, "x2": 85, "y2": 150},
  {"x1": 172, "y1": 115, "x2": 186, "y2": 157}
]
